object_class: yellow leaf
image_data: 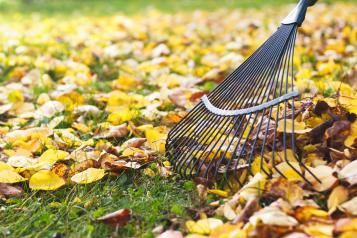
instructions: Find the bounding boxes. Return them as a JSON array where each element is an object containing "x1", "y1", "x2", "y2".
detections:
[
  {"x1": 339, "y1": 96, "x2": 357, "y2": 115},
  {"x1": 186, "y1": 218, "x2": 223, "y2": 235},
  {"x1": 274, "y1": 162, "x2": 303, "y2": 181},
  {"x1": 207, "y1": 189, "x2": 229, "y2": 198},
  {"x1": 71, "y1": 168, "x2": 105, "y2": 184},
  {"x1": 240, "y1": 173, "x2": 266, "y2": 201},
  {"x1": 8, "y1": 90, "x2": 24, "y2": 103},
  {"x1": 38, "y1": 149, "x2": 69, "y2": 166},
  {"x1": 107, "y1": 107, "x2": 137, "y2": 125},
  {"x1": 328, "y1": 186, "x2": 349, "y2": 214},
  {"x1": 29, "y1": 170, "x2": 65, "y2": 190},
  {"x1": 122, "y1": 147, "x2": 145, "y2": 157},
  {"x1": 251, "y1": 155, "x2": 270, "y2": 175},
  {"x1": 112, "y1": 75, "x2": 138, "y2": 91},
  {"x1": 0, "y1": 161, "x2": 15, "y2": 171},
  {"x1": 345, "y1": 121, "x2": 357, "y2": 147},
  {"x1": 277, "y1": 119, "x2": 312, "y2": 134},
  {"x1": 0, "y1": 169, "x2": 27, "y2": 183},
  {"x1": 145, "y1": 126, "x2": 167, "y2": 153}
]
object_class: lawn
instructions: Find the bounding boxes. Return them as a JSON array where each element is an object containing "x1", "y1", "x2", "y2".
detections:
[{"x1": 0, "y1": 0, "x2": 356, "y2": 238}]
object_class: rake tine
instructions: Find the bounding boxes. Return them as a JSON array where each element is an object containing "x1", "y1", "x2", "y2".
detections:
[
  {"x1": 192, "y1": 28, "x2": 293, "y2": 178},
  {"x1": 167, "y1": 0, "x2": 319, "y2": 187}
]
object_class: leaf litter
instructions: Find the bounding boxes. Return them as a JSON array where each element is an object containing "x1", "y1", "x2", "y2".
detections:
[{"x1": 0, "y1": 2, "x2": 356, "y2": 237}]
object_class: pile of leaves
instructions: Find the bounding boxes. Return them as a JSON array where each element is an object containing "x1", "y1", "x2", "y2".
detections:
[{"x1": 0, "y1": 2, "x2": 356, "y2": 237}]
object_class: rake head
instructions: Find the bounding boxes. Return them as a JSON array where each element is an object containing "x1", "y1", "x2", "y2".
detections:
[{"x1": 166, "y1": 0, "x2": 320, "y2": 187}]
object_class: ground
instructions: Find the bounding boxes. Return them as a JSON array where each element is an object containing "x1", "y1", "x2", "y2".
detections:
[{"x1": 0, "y1": 0, "x2": 356, "y2": 238}]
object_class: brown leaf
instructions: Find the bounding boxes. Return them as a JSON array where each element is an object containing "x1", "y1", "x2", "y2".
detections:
[
  {"x1": 313, "y1": 101, "x2": 330, "y2": 116},
  {"x1": 326, "y1": 120, "x2": 351, "y2": 149},
  {"x1": 123, "y1": 138, "x2": 146, "y2": 148},
  {"x1": 232, "y1": 197, "x2": 259, "y2": 224},
  {"x1": 97, "y1": 208, "x2": 131, "y2": 227},
  {"x1": 72, "y1": 159, "x2": 99, "y2": 174},
  {"x1": 168, "y1": 89, "x2": 187, "y2": 108},
  {"x1": 310, "y1": 119, "x2": 334, "y2": 144},
  {"x1": 51, "y1": 163, "x2": 70, "y2": 178},
  {"x1": 94, "y1": 123, "x2": 129, "y2": 139},
  {"x1": 0, "y1": 183, "x2": 23, "y2": 198},
  {"x1": 104, "y1": 160, "x2": 142, "y2": 171}
]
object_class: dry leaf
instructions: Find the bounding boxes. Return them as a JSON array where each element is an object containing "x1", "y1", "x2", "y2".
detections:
[
  {"x1": 121, "y1": 137, "x2": 146, "y2": 148},
  {"x1": 339, "y1": 197, "x2": 357, "y2": 216},
  {"x1": 97, "y1": 208, "x2": 131, "y2": 227},
  {"x1": 249, "y1": 206, "x2": 298, "y2": 227},
  {"x1": 338, "y1": 160, "x2": 357, "y2": 186},
  {"x1": 0, "y1": 183, "x2": 23, "y2": 198},
  {"x1": 94, "y1": 123, "x2": 129, "y2": 139},
  {"x1": 306, "y1": 165, "x2": 338, "y2": 192},
  {"x1": 327, "y1": 186, "x2": 349, "y2": 214}
]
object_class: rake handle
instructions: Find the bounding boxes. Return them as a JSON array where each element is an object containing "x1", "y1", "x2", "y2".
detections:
[{"x1": 281, "y1": 0, "x2": 317, "y2": 26}]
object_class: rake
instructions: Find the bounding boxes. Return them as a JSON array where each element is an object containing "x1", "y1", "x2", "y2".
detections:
[{"x1": 166, "y1": 0, "x2": 321, "y2": 187}]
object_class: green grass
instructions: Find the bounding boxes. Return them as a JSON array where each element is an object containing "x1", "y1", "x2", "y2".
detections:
[
  {"x1": 0, "y1": 173, "x2": 195, "y2": 238},
  {"x1": 0, "y1": 0, "x2": 356, "y2": 16}
]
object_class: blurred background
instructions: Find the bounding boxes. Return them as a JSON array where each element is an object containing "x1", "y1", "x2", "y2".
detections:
[{"x1": 0, "y1": 0, "x2": 356, "y2": 15}]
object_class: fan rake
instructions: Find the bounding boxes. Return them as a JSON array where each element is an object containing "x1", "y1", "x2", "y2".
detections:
[{"x1": 166, "y1": 0, "x2": 321, "y2": 187}]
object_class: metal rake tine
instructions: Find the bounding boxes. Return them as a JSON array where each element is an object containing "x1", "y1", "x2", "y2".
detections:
[
  {"x1": 191, "y1": 28, "x2": 293, "y2": 176},
  {"x1": 167, "y1": 0, "x2": 319, "y2": 187}
]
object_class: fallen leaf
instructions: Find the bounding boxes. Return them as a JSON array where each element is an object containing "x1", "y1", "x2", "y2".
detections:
[
  {"x1": 71, "y1": 168, "x2": 105, "y2": 184},
  {"x1": 38, "y1": 149, "x2": 69, "y2": 166},
  {"x1": 338, "y1": 160, "x2": 357, "y2": 186},
  {"x1": 277, "y1": 120, "x2": 312, "y2": 134},
  {"x1": 326, "y1": 120, "x2": 351, "y2": 149},
  {"x1": 207, "y1": 189, "x2": 228, "y2": 198},
  {"x1": 223, "y1": 203, "x2": 236, "y2": 220},
  {"x1": 145, "y1": 126, "x2": 167, "y2": 153},
  {"x1": 274, "y1": 162, "x2": 303, "y2": 181},
  {"x1": 186, "y1": 218, "x2": 223, "y2": 235},
  {"x1": 94, "y1": 123, "x2": 129, "y2": 139},
  {"x1": 294, "y1": 206, "x2": 329, "y2": 222},
  {"x1": 0, "y1": 183, "x2": 23, "y2": 198},
  {"x1": 249, "y1": 206, "x2": 298, "y2": 227},
  {"x1": 0, "y1": 161, "x2": 15, "y2": 171},
  {"x1": 232, "y1": 197, "x2": 259, "y2": 224},
  {"x1": 35, "y1": 100, "x2": 65, "y2": 118},
  {"x1": 157, "y1": 230, "x2": 183, "y2": 238},
  {"x1": 121, "y1": 137, "x2": 146, "y2": 148},
  {"x1": 0, "y1": 170, "x2": 27, "y2": 183},
  {"x1": 239, "y1": 173, "x2": 266, "y2": 201},
  {"x1": 306, "y1": 165, "x2": 338, "y2": 192},
  {"x1": 29, "y1": 170, "x2": 65, "y2": 190},
  {"x1": 334, "y1": 218, "x2": 357, "y2": 234},
  {"x1": 339, "y1": 197, "x2": 357, "y2": 216},
  {"x1": 97, "y1": 208, "x2": 131, "y2": 227},
  {"x1": 327, "y1": 186, "x2": 349, "y2": 214}
]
